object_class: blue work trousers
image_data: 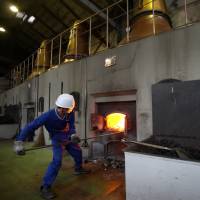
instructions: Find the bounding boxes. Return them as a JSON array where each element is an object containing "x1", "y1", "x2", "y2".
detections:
[{"x1": 42, "y1": 141, "x2": 82, "y2": 187}]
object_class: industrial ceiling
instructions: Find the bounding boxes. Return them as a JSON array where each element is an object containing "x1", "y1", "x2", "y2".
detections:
[
  {"x1": 0, "y1": 0, "x2": 183, "y2": 78},
  {"x1": 0, "y1": 0, "x2": 126, "y2": 77}
]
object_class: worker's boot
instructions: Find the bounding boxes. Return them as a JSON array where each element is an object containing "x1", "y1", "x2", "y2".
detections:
[
  {"x1": 40, "y1": 186, "x2": 56, "y2": 199},
  {"x1": 73, "y1": 167, "x2": 91, "y2": 175}
]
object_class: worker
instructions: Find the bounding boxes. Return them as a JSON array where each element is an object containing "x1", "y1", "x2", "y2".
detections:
[{"x1": 14, "y1": 93, "x2": 90, "y2": 199}]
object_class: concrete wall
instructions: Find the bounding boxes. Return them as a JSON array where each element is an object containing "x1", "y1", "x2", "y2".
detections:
[
  {"x1": 0, "y1": 124, "x2": 18, "y2": 139},
  {"x1": 0, "y1": 22, "x2": 200, "y2": 143}
]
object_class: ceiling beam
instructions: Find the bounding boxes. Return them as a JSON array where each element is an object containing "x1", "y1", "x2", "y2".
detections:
[
  {"x1": 59, "y1": 0, "x2": 80, "y2": 19},
  {"x1": 36, "y1": 17, "x2": 58, "y2": 36},
  {"x1": 42, "y1": 4, "x2": 69, "y2": 29}
]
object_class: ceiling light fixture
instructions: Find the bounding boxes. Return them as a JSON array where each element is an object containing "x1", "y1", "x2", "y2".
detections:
[
  {"x1": 16, "y1": 12, "x2": 25, "y2": 19},
  {"x1": 27, "y1": 16, "x2": 35, "y2": 23},
  {"x1": 9, "y1": 5, "x2": 19, "y2": 13},
  {"x1": 0, "y1": 27, "x2": 6, "y2": 32}
]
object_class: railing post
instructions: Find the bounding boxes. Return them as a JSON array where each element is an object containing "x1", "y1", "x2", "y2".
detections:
[
  {"x1": 19, "y1": 64, "x2": 21, "y2": 83},
  {"x1": 23, "y1": 61, "x2": 25, "y2": 81},
  {"x1": 32, "y1": 54, "x2": 34, "y2": 75},
  {"x1": 13, "y1": 68, "x2": 15, "y2": 87},
  {"x1": 11, "y1": 69, "x2": 14, "y2": 88},
  {"x1": 50, "y1": 40, "x2": 53, "y2": 67},
  {"x1": 89, "y1": 17, "x2": 92, "y2": 56},
  {"x1": 43, "y1": 44, "x2": 46, "y2": 71},
  {"x1": 75, "y1": 27, "x2": 78, "y2": 58},
  {"x1": 16, "y1": 66, "x2": 18, "y2": 85},
  {"x1": 126, "y1": 0, "x2": 130, "y2": 42},
  {"x1": 152, "y1": 0, "x2": 156, "y2": 35},
  {"x1": 59, "y1": 34, "x2": 62, "y2": 64},
  {"x1": 184, "y1": 0, "x2": 188, "y2": 25},
  {"x1": 106, "y1": 8, "x2": 109, "y2": 48},
  {"x1": 27, "y1": 58, "x2": 29, "y2": 78},
  {"x1": 37, "y1": 50, "x2": 39, "y2": 74}
]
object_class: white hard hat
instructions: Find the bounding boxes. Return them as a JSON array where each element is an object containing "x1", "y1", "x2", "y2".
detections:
[{"x1": 55, "y1": 94, "x2": 75, "y2": 109}]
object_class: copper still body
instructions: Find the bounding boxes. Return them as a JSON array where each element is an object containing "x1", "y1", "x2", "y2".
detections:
[
  {"x1": 28, "y1": 40, "x2": 50, "y2": 79},
  {"x1": 121, "y1": 0, "x2": 172, "y2": 43},
  {"x1": 35, "y1": 40, "x2": 50, "y2": 68},
  {"x1": 64, "y1": 20, "x2": 88, "y2": 62}
]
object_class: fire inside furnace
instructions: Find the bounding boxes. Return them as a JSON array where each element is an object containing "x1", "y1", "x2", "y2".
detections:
[{"x1": 105, "y1": 113, "x2": 126, "y2": 132}]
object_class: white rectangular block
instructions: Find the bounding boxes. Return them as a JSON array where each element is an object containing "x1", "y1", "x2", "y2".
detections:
[{"x1": 125, "y1": 152, "x2": 200, "y2": 200}]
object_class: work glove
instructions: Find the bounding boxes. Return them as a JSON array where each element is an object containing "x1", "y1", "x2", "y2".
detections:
[
  {"x1": 70, "y1": 134, "x2": 81, "y2": 144},
  {"x1": 13, "y1": 141, "x2": 25, "y2": 155}
]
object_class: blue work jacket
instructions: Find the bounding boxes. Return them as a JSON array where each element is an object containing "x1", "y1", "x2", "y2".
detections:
[{"x1": 18, "y1": 108, "x2": 76, "y2": 142}]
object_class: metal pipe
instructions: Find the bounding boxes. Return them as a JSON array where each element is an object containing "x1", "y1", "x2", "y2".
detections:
[
  {"x1": 36, "y1": 76, "x2": 39, "y2": 117},
  {"x1": 121, "y1": 138, "x2": 173, "y2": 151},
  {"x1": 82, "y1": 60, "x2": 88, "y2": 147}
]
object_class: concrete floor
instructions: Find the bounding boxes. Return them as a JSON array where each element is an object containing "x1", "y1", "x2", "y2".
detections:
[{"x1": 0, "y1": 140, "x2": 125, "y2": 200}]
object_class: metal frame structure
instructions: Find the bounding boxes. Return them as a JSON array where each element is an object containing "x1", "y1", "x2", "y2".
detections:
[{"x1": 9, "y1": 0, "x2": 199, "y2": 88}]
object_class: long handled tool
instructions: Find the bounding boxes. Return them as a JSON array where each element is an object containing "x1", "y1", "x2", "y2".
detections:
[
  {"x1": 25, "y1": 132, "x2": 123, "y2": 152},
  {"x1": 121, "y1": 138, "x2": 173, "y2": 151},
  {"x1": 121, "y1": 138, "x2": 189, "y2": 160}
]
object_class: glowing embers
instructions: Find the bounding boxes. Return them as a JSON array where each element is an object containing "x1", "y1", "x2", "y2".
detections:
[
  {"x1": 91, "y1": 113, "x2": 126, "y2": 132},
  {"x1": 105, "y1": 113, "x2": 126, "y2": 132}
]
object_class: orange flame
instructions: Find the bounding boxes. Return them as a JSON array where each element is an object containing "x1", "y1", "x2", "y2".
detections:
[{"x1": 105, "y1": 113, "x2": 126, "y2": 132}]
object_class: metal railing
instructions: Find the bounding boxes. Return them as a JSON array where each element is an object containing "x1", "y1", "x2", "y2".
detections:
[{"x1": 9, "y1": 0, "x2": 200, "y2": 88}]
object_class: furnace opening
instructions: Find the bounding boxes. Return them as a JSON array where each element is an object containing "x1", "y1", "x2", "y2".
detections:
[{"x1": 105, "y1": 113, "x2": 126, "y2": 132}]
